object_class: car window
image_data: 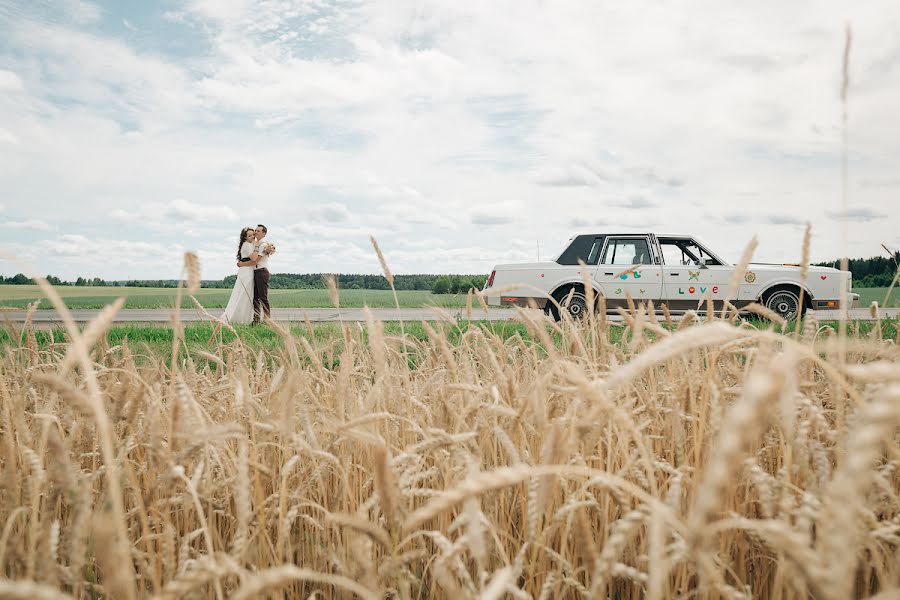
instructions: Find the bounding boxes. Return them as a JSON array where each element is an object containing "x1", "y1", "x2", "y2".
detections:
[
  {"x1": 601, "y1": 238, "x2": 652, "y2": 265},
  {"x1": 659, "y1": 239, "x2": 722, "y2": 266},
  {"x1": 556, "y1": 235, "x2": 605, "y2": 265},
  {"x1": 686, "y1": 239, "x2": 721, "y2": 265},
  {"x1": 659, "y1": 242, "x2": 687, "y2": 265},
  {"x1": 586, "y1": 238, "x2": 603, "y2": 265}
]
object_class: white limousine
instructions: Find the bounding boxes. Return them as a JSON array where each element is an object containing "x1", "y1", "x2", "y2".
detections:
[{"x1": 483, "y1": 233, "x2": 858, "y2": 321}]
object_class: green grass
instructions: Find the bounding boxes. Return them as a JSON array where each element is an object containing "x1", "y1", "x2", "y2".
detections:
[
  {"x1": 2, "y1": 284, "x2": 895, "y2": 311},
  {"x1": 855, "y1": 287, "x2": 899, "y2": 308},
  {"x1": 0, "y1": 321, "x2": 539, "y2": 364},
  {"x1": 0, "y1": 285, "x2": 471, "y2": 310},
  {"x1": 3, "y1": 317, "x2": 895, "y2": 360}
]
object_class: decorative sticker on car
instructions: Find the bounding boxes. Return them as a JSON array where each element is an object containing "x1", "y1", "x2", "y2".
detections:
[
  {"x1": 689, "y1": 271, "x2": 700, "y2": 281},
  {"x1": 745, "y1": 272, "x2": 757, "y2": 284},
  {"x1": 820, "y1": 275, "x2": 827, "y2": 280},
  {"x1": 614, "y1": 288, "x2": 622, "y2": 295},
  {"x1": 616, "y1": 270, "x2": 642, "y2": 280},
  {"x1": 678, "y1": 286, "x2": 719, "y2": 295}
]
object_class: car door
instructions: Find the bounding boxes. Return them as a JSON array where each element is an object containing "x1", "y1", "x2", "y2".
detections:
[
  {"x1": 658, "y1": 237, "x2": 733, "y2": 313},
  {"x1": 596, "y1": 235, "x2": 664, "y2": 307}
]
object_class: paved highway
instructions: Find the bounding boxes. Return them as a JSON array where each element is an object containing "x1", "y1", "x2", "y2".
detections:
[
  {"x1": 1, "y1": 307, "x2": 896, "y2": 326},
  {"x1": 2, "y1": 307, "x2": 513, "y2": 324}
]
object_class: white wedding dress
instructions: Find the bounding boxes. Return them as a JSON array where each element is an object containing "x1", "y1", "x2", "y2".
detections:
[{"x1": 222, "y1": 242, "x2": 255, "y2": 324}]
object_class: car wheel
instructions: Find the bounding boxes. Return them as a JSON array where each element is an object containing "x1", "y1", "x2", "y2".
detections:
[
  {"x1": 545, "y1": 302, "x2": 561, "y2": 321},
  {"x1": 763, "y1": 288, "x2": 804, "y2": 321},
  {"x1": 553, "y1": 286, "x2": 590, "y2": 321}
]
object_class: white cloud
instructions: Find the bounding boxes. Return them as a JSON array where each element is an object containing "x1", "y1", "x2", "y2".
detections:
[
  {"x1": 615, "y1": 195, "x2": 657, "y2": 209},
  {"x1": 110, "y1": 209, "x2": 139, "y2": 222},
  {"x1": 535, "y1": 164, "x2": 609, "y2": 187},
  {"x1": 165, "y1": 199, "x2": 238, "y2": 222},
  {"x1": 765, "y1": 215, "x2": 806, "y2": 226},
  {"x1": 0, "y1": 70, "x2": 24, "y2": 92},
  {"x1": 827, "y1": 206, "x2": 889, "y2": 222},
  {"x1": 63, "y1": 0, "x2": 102, "y2": 24},
  {"x1": 7, "y1": 22, "x2": 200, "y2": 129},
  {"x1": 0, "y1": 129, "x2": 20, "y2": 145},
  {"x1": 0, "y1": 219, "x2": 56, "y2": 232},
  {"x1": 284, "y1": 221, "x2": 387, "y2": 239},
  {"x1": 111, "y1": 200, "x2": 238, "y2": 225},
  {"x1": 307, "y1": 202, "x2": 352, "y2": 223},
  {"x1": 471, "y1": 213, "x2": 513, "y2": 226}
]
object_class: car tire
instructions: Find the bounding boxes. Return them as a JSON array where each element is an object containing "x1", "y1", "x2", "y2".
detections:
[
  {"x1": 762, "y1": 286, "x2": 806, "y2": 321},
  {"x1": 550, "y1": 285, "x2": 592, "y2": 322}
]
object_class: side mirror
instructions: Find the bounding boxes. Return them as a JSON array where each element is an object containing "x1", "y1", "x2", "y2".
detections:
[{"x1": 698, "y1": 258, "x2": 709, "y2": 269}]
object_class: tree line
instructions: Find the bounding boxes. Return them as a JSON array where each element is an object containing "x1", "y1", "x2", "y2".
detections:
[
  {"x1": 0, "y1": 272, "x2": 489, "y2": 294},
  {"x1": 2, "y1": 252, "x2": 896, "y2": 290},
  {"x1": 814, "y1": 251, "x2": 900, "y2": 287},
  {"x1": 212, "y1": 273, "x2": 490, "y2": 294}
]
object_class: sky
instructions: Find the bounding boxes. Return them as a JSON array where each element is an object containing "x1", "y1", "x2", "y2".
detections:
[{"x1": 0, "y1": 0, "x2": 898, "y2": 281}]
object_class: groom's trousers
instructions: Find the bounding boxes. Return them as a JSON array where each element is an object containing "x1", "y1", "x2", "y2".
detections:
[{"x1": 253, "y1": 268, "x2": 271, "y2": 323}]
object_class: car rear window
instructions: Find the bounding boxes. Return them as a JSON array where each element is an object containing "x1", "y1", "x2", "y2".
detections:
[{"x1": 557, "y1": 235, "x2": 605, "y2": 265}]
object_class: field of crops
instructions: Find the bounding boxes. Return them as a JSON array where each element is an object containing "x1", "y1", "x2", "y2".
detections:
[
  {"x1": 1, "y1": 275, "x2": 899, "y2": 600},
  {"x1": 857, "y1": 286, "x2": 900, "y2": 307},
  {"x1": 0, "y1": 285, "x2": 470, "y2": 310},
  {"x1": 1, "y1": 284, "x2": 896, "y2": 311}
]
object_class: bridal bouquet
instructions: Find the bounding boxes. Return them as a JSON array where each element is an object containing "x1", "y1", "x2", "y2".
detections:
[{"x1": 261, "y1": 241, "x2": 276, "y2": 256}]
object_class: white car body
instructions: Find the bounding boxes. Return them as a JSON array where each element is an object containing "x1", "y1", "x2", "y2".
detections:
[{"x1": 483, "y1": 233, "x2": 858, "y2": 320}]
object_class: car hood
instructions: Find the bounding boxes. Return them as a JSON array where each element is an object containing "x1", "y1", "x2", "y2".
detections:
[{"x1": 748, "y1": 263, "x2": 843, "y2": 274}]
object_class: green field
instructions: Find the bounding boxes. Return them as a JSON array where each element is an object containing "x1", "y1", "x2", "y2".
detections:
[
  {"x1": 2, "y1": 317, "x2": 895, "y2": 357},
  {"x1": 0, "y1": 285, "x2": 471, "y2": 310},
  {"x1": 855, "y1": 286, "x2": 899, "y2": 307},
  {"x1": 0, "y1": 284, "x2": 896, "y2": 311},
  {"x1": 0, "y1": 321, "x2": 541, "y2": 363}
]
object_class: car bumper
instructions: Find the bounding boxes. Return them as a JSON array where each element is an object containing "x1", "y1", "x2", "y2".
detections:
[
  {"x1": 485, "y1": 294, "x2": 547, "y2": 309},
  {"x1": 812, "y1": 293, "x2": 860, "y2": 310}
]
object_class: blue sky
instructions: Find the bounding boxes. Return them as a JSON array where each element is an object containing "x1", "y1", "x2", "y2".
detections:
[{"x1": 1, "y1": 0, "x2": 898, "y2": 280}]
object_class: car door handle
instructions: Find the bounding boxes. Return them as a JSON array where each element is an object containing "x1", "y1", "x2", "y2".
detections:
[
  {"x1": 669, "y1": 273, "x2": 680, "y2": 276},
  {"x1": 604, "y1": 272, "x2": 614, "y2": 276}
]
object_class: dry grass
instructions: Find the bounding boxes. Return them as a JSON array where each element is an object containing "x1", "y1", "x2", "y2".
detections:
[{"x1": 1, "y1": 260, "x2": 899, "y2": 599}]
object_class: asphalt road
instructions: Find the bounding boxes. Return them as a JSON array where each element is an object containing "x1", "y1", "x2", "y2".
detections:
[
  {"x1": 1, "y1": 307, "x2": 514, "y2": 325},
  {"x1": 1, "y1": 307, "x2": 896, "y2": 326}
]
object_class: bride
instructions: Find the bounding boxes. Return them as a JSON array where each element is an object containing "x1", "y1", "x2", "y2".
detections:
[{"x1": 222, "y1": 227, "x2": 256, "y2": 324}]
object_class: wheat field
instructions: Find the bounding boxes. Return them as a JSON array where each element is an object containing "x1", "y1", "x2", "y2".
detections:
[{"x1": 0, "y1": 256, "x2": 899, "y2": 600}]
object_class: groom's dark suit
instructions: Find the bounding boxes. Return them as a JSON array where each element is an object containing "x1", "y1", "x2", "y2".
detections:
[
  {"x1": 253, "y1": 267, "x2": 270, "y2": 324},
  {"x1": 252, "y1": 241, "x2": 271, "y2": 324}
]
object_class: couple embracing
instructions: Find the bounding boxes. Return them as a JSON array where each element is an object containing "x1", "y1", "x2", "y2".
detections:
[{"x1": 222, "y1": 224, "x2": 277, "y2": 325}]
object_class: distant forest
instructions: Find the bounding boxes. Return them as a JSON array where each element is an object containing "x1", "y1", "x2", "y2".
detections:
[
  {"x1": 1, "y1": 252, "x2": 897, "y2": 290},
  {"x1": 0, "y1": 272, "x2": 490, "y2": 294},
  {"x1": 814, "y1": 251, "x2": 900, "y2": 287}
]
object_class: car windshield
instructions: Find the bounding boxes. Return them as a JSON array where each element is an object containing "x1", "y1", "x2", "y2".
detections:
[{"x1": 659, "y1": 238, "x2": 721, "y2": 266}]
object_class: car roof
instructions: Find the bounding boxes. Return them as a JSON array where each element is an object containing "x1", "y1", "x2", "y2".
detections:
[
  {"x1": 565, "y1": 233, "x2": 731, "y2": 265},
  {"x1": 570, "y1": 233, "x2": 695, "y2": 238}
]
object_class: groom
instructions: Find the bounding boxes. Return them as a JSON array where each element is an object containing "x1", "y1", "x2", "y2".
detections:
[
  {"x1": 250, "y1": 224, "x2": 272, "y2": 325},
  {"x1": 237, "y1": 224, "x2": 274, "y2": 325}
]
